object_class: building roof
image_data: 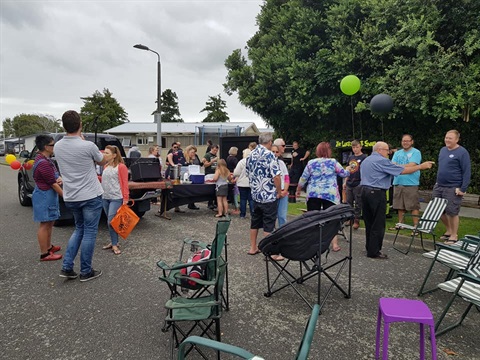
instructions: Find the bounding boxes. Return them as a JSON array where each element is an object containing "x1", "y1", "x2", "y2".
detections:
[{"x1": 104, "y1": 122, "x2": 260, "y2": 135}]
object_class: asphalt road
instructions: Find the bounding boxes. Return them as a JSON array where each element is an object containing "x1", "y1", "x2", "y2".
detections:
[{"x1": 1, "y1": 164, "x2": 478, "y2": 360}]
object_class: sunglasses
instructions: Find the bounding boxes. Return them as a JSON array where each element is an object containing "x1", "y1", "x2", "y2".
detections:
[{"x1": 46, "y1": 143, "x2": 55, "y2": 147}]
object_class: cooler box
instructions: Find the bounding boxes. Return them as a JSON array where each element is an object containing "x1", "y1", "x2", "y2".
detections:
[{"x1": 190, "y1": 174, "x2": 205, "y2": 184}]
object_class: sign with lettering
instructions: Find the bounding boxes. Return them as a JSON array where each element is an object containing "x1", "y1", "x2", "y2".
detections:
[{"x1": 334, "y1": 140, "x2": 376, "y2": 148}]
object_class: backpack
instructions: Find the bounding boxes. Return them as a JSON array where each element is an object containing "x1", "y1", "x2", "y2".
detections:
[{"x1": 180, "y1": 248, "x2": 211, "y2": 287}]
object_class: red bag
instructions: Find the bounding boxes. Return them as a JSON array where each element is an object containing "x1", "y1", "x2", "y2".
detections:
[{"x1": 110, "y1": 203, "x2": 140, "y2": 240}]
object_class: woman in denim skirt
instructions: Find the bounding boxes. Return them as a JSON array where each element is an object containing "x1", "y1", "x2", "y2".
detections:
[{"x1": 32, "y1": 134, "x2": 64, "y2": 261}]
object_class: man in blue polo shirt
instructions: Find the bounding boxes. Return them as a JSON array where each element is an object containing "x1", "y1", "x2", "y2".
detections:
[
  {"x1": 391, "y1": 134, "x2": 422, "y2": 227},
  {"x1": 360, "y1": 142, "x2": 434, "y2": 259},
  {"x1": 432, "y1": 130, "x2": 471, "y2": 244}
]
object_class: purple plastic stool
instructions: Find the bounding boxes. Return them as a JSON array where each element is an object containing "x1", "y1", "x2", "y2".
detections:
[{"x1": 375, "y1": 298, "x2": 437, "y2": 360}]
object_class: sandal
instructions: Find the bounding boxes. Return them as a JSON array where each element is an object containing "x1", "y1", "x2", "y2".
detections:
[
  {"x1": 102, "y1": 244, "x2": 113, "y2": 250},
  {"x1": 112, "y1": 246, "x2": 122, "y2": 255},
  {"x1": 444, "y1": 239, "x2": 458, "y2": 245},
  {"x1": 332, "y1": 246, "x2": 341, "y2": 252},
  {"x1": 440, "y1": 234, "x2": 451, "y2": 241}
]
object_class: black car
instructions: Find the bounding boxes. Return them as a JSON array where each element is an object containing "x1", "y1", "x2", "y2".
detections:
[{"x1": 17, "y1": 133, "x2": 136, "y2": 224}]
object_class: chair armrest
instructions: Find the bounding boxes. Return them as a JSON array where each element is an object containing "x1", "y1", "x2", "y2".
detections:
[
  {"x1": 173, "y1": 275, "x2": 217, "y2": 286},
  {"x1": 458, "y1": 272, "x2": 480, "y2": 285},
  {"x1": 178, "y1": 336, "x2": 261, "y2": 360},
  {"x1": 183, "y1": 238, "x2": 209, "y2": 249},
  {"x1": 434, "y1": 243, "x2": 473, "y2": 257},
  {"x1": 157, "y1": 257, "x2": 216, "y2": 271},
  {"x1": 165, "y1": 299, "x2": 220, "y2": 310}
]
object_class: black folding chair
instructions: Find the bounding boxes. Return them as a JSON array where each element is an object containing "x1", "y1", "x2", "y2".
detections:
[{"x1": 259, "y1": 204, "x2": 354, "y2": 312}]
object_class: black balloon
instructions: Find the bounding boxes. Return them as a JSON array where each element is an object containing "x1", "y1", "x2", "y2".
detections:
[{"x1": 370, "y1": 94, "x2": 394, "y2": 113}]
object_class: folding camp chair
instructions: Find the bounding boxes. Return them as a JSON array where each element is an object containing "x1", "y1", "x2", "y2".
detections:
[
  {"x1": 157, "y1": 218, "x2": 231, "y2": 314},
  {"x1": 177, "y1": 304, "x2": 320, "y2": 360},
  {"x1": 434, "y1": 250, "x2": 480, "y2": 336},
  {"x1": 258, "y1": 204, "x2": 354, "y2": 312},
  {"x1": 392, "y1": 197, "x2": 448, "y2": 254},
  {"x1": 422, "y1": 234, "x2": 480, "y2": 260},
  {"x1": 164, "y1": 259, "x2": 226, "y2": 360},
  {"x1": 418, "y1": 236, "x2": 480, "y2": 296}
]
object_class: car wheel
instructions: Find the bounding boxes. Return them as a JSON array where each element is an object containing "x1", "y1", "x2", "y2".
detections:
[{"x1": 18, "y1": 177, "x2": 32, "y2": 206}]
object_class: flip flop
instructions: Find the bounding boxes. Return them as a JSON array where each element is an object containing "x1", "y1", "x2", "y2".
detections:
[
  {"x1": 102, "y1": 244, "x2": 113, "y2": 250},
  {"x1": 444, "y1": 239, "x2": 458, "y2": 245},
  {"x1": 440, "y1": 234, "x2": 451, "y2": 241},
  {"x1": 112, "y1": 247, "x2": 122, "y2": 255},
  {"x1": 247, "y1": 250, "x2": 261, "y2": 255}
]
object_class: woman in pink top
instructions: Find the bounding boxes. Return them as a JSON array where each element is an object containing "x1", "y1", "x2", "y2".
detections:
[{"x1": 101, "y1": 145, "x2": 129, "y2": 255}]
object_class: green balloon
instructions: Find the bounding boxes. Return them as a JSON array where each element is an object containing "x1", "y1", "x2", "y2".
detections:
[{"x1": 340, "y1": 75, "x2": 361, "y2": 95}]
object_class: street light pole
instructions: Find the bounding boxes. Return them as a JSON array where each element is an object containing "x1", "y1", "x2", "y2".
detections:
[{"x1": 134, "y1": 44, "x2": 162, "y2": 149}]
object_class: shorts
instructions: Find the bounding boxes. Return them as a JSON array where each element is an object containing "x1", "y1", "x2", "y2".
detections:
[
  {"x1": 251, "y1": 200, "x2": 278, "y2": 233},
  {"x1": 216, "y1": 184, "x2": 228, "y2": 197},
  {"x1": 33, "y1": 187, "x2": 60, "y2": 222},
  {"x1": 432, "y1": 184, "x2": 463, "y2": 216},
  {"x1": 392, "y1": 185, "x2": 420, "y2": 211}
]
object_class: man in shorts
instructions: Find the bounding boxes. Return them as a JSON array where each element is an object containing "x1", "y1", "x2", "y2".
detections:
[
  {"x1": 432, "y1": 130, "x2": 471, "y2": 243},
  {"x1": 391, "y1": 134, "x2": 422, "y2": 228},
  {"x1": 245, "y1": 133, "x2": 282, "y2": 256}
]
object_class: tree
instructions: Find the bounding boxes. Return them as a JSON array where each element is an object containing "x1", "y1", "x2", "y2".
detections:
[
  {"x1": 1, "y1": 114, "x2": 61, "y2": 137},
  {"x1": 200, "y1": 94, "x2": 229, "y2": 122},
  {"x1": 224, "y1": 0, "x2": 480, "y2": 192},
  {"x1": 80, "y1": 88, "x2": 128, "y2": 133},
  {"x1": 160, "y1": 89, "x2": 184, "y2": 122}
]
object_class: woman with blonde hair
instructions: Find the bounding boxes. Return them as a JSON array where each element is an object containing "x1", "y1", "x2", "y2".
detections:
[
  {"x1": 211, "y1": 159, "x2": 234, "y2": 218},
  {"x1": 101, "y1": 145, "x2": 129, "y2": 255}
]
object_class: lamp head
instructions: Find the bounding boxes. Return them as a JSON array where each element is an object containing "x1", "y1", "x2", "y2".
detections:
[{"x1": 134, "y1": 44, "x2": 149, "y2": 51}]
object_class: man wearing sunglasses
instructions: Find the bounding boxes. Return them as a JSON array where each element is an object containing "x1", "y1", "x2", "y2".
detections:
[{"x1": 360, "y1": 141, "x2": 435, "y2": 259}]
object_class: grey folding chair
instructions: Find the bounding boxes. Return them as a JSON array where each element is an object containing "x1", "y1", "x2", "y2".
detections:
[{"x1": 392, "y1": 197, "x2": 447, "y2": 254}]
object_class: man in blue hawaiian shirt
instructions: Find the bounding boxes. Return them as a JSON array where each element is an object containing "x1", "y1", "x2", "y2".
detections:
[{"x1": 245, "y1": 133, "x2": 283, "y2": 255}]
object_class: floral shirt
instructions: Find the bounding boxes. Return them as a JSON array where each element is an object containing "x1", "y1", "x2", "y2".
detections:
[
  {"x1": 298, "y1": 158, "x2": 350, "y2": 204},
  {"x1": 245, "y1": 144, "x2": 281, "y2": 203}
]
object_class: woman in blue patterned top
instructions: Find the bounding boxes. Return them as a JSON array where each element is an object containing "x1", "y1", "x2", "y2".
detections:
[{"x1": 296, "y1": 142, "x2": 350, "y2": 252}]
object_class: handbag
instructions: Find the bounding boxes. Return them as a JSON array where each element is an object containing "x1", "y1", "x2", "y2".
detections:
[{"x1": 110, "y1": 203, "x2": 140, "y2": 240}]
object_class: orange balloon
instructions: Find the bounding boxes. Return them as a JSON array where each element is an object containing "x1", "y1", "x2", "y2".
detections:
[
  {"x1": 23, "y1": 161, "x2": 33, "y2": 170},
  {"x1": 10, "y1": 160, "x2": 22, "y2": 170}
]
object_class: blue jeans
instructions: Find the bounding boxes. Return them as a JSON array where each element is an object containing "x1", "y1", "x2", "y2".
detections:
[
  {"x1": 238, "y1": 187, "x2": 254, "y2": 218},
  {"x1": 103, "y1": 198, "x2": 123, "y2": 246},
  {"x1": 277, "y1": 195, "x2": 288, "y2": 227},
  {"x1": 62, "y1": 195, "x2": 103, "y2": 275}
]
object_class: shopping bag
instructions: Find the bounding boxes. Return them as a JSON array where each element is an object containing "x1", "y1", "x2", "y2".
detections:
[{"x1": 110, "y1": 203, "x2": 140, "y2": 240}]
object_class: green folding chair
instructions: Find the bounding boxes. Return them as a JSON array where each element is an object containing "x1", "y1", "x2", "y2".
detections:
[
  {"x1": 177, "y1": 304, "x2": 320, "y2": 360},
  {"x1": 165, "y1": 259, "x2": 227, "y2": 360},
  {"x1": 434, "y1": 250, "x2": 480, "y2": 336},
  {"x1": 157, "y1": 218, "x2": 231, "y2": 315}
]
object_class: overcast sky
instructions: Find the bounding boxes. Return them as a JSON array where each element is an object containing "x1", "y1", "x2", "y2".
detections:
[{"x1": 0, "y1": 0, "x2": 267, "y2": 130}]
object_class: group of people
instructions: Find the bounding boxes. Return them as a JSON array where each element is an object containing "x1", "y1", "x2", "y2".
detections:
[
  {"x1": 33, "y1": 110, "x2": 128, "y2": 282},
  {"x1": 244, "y1": 130, "x2": 470, "y2": 262},
  {"x1": 32, "y1": 113, "x2": 471, "y2": 280}
]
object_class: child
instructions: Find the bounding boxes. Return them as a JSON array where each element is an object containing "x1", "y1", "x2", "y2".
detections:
[{"x1": 212, "y1": 159, "x2": 234, "y2": 217}]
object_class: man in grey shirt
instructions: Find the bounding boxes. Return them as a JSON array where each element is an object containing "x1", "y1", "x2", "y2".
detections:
[{"x1": 55, "y1": 110, "x2": 106, "y2": 282}]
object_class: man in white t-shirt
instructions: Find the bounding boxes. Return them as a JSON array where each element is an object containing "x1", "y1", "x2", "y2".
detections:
[{"x1": 54, "y1": 110, "x2": 106, "y2": 282}]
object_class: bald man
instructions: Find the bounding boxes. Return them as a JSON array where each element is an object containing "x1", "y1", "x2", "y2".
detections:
[{"x1": 360, "y1": 142, "x2": 435, "y2": 259}]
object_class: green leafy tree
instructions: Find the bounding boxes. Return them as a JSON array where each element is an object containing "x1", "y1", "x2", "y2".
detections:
[
  {"x1": 201, "y1": 94, "x2": 229, "y2": 123},
  {"x1": 80, "y1": 88, "x2": 128, "y2": 133},
  {"x1": 161, "y1": 89, "x2": 184, "y2": 122},
  {"x1": 1, "y1": 114, "x2": 61, "y2": 137}
]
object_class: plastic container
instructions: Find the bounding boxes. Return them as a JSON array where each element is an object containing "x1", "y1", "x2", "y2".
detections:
[{"x1": 190, "y1": 174, "x2": 205, "y2": 184}]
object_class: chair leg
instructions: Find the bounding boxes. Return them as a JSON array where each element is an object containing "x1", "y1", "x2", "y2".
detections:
[
  {"x1": 375, "y1": 308, "x2": 382, "y2": 359},
  {"x1": 436, "y1": 301, "x2": 474, "y2": 337},
  {"x1": 429, "y1": 324, "x2": 437, "y2": 360},
  {"x1": 382, "y1": 322, "x2": 389, "y2": 360},
  {"x1": 419, "y1": 323, "x2": 425, "y2": 360},
  {"x1": 417, "y1": 257, "x2": 439, "y2": 296},
  {"x1": 392, "y1": 229, "x2": 412, "y2": 255}
]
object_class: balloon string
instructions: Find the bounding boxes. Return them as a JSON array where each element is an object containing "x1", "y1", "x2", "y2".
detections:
[{"x1": 351, "y1": 97, "x2": 355, "y2": 139}]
